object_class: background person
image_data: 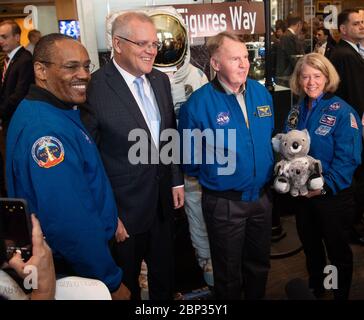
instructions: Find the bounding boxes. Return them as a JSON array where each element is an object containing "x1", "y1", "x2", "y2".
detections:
[
  {"x1": 0, "y1": 20, "x2": 34, "y2": 197},
  {"x1": 275, "y1": 15, "x2": 305, "y2": 86},
  {"x1": 0, "y1": 20, "x2": 34, "y2": 129},
  {"x1": 329, "y1": 9, "x2": 364, "y2": 245},
  {"x1": 25, "y1": 29, "x2": 41, "y2": 55},
  {"x1": 359, "y1": 8, "x2": 364, "y2": 58},
  {"x1": 314, "y1": 27, "x2": 336, "y2": 58}
]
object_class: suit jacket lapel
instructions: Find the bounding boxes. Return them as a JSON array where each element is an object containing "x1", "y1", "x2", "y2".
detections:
[
  {"x1": 7, "y1": 47, "x2": 24, "y2": 69},
  {"x1": 3, "y1": 47, "x2": 23, "y2": 85},
  {"x1": 104, "y1": 62, "x2": 152, "y2": 139},
  {"x1": 340, "y1": 40, "x2": 364, "y2": 62}
]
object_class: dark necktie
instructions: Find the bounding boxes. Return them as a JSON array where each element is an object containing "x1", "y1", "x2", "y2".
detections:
[{"x1": 1, "y1": 55, "x2": 9, "y2": 83}]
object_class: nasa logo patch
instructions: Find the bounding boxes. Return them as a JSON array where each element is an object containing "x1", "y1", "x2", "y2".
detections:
[
  {"x1": 216, "y1": 112, "x2": 230, "y2": 126},
  {"x1": 329, "y1": 102, "x2": 341, "y2": 111}
]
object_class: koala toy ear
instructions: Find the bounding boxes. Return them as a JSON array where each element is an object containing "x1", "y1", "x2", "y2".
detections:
[
  {"x1": 272, "y1": 133, "x2": 284, "y2": 153},
  {"x1": 302, "y1": 129, "x2": 311, "y2": 146}
]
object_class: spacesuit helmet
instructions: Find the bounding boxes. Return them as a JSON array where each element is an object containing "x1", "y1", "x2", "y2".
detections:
[{"x1": 149, "y1": 12, "x2": 188, "y2": 68}]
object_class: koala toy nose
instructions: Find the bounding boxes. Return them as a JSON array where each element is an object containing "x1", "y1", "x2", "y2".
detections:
[
  {"x1": 296, "y1": 169, "x2": 301, "y2": 174},
  {"x1": 292, "y1": 142, "x2": 299, "y2": 149}
]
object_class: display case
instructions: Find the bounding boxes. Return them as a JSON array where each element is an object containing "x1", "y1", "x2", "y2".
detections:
[{"x1": 246, "y1": 41, "x2": 266, "y2": 81}]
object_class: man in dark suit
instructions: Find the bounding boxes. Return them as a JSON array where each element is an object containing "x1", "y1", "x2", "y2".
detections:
[
  {"x1": 314, "y1": 27, "x2": 336, "y2": 59},
  {"x1": 275, "y1": 15, "x2": 304, "y2": 86},
  {"x1": 81, "y1": 12, "x2": 184, "y2": 300},
  {"x1": 359, "y1": 9, "x2": 364, "y2": 58},
  {"x1": 0, "y1": 20, "x2": 34, "y2": 196},
  {"x1": 0, "y1": 20, "x2": 34, "y2": 128},
  {"x1": 330, "y1": 9, "x2": 364, "y2": 243},
  {"x1": 330, "y1": 9, "x2": 364, "y2": 115}
]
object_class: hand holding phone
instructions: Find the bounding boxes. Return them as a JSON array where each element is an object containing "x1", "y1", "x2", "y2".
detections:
[
  {"x1": 8, "y1": 214, "x2": 56, "y2": 299},
  {"x1": 0, "y1": 198, "x2": 32, "y2": 262}
]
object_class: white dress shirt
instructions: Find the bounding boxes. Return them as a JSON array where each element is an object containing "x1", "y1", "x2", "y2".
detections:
[
  {"x1": 6, "y1": 45, "x2": 22, "y2": 64},
  {"x1": 112, "y1": 59, "x2": 160, "y2": 146}
]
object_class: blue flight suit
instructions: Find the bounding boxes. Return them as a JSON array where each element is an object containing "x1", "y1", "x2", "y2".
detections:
[
  {"x1": 178, "y1": 77, "x2": 274, "y2": 299},
  {"x1": 179, "y1": 78, "x2": 274, "y2": 201},
  {"x1": 6, "y1": 85, "x2": 123, "y2": 292},
  {"x1": 286, "y1": 93, "x2": 362, "y2": 194},
  {"x1": 285, "y1": 93, "x2": 362, "y2": 300}
]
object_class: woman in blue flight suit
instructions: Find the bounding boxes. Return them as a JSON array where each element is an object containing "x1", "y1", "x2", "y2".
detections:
[{"x1": 285, "y1": 53, "x2": 362, "y2": 300}]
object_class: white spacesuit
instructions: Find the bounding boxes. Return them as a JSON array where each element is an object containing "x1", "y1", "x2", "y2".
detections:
[{"x1": 149, "y1": 7, "x2": 213, "y2": 287}]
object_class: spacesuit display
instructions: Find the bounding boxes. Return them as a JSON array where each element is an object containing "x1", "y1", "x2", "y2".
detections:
[{"x1": 149, "y1": 7, "x2": 213, "y2": 287}]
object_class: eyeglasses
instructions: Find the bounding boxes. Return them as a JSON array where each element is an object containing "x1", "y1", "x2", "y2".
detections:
[
  {"x1": 114, "y1": 35, "x2": 162, "y2": 51},
  {"x1": 39, "y1": 61, "x2": 95, "y2": 73}
]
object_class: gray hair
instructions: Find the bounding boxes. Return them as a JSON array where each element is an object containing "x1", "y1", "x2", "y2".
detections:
[{"x1": 111, "y1": 12, "x2": 154, "y2": 38}]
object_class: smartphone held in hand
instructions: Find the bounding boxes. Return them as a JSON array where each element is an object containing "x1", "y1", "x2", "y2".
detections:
[{"x1": 0, "y1": 198, "x2": 32, "y2": 262}]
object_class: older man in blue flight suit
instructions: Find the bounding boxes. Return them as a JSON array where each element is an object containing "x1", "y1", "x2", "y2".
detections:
[
  {"x1": 5, "y1": 34, "x2": 130, "y2": 299},
  {"x1": 178, "y1": 31, "x2": 275, "y2": 300}
]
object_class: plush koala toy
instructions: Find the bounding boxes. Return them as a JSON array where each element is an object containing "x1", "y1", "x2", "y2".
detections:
[{"x1": 272, "y1": 129, "x2": 324, "y2": 197}]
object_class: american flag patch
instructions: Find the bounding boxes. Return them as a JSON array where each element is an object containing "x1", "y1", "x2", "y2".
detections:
[{"x1": 351, "y1": 113, "x2": 358, "y2": 129}]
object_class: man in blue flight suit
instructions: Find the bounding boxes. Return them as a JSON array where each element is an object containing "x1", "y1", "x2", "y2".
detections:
[
  {"x1": 5, "y1": 33, "x2": 130, "y2": 299},
  {"x1": 178, "y1": 32, "x2": 275, "y2": 300}
]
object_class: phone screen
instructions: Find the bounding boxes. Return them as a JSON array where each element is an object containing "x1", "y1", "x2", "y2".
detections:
[{"x1": 0, "y1": 198, "x2": 32, "y2": 261}]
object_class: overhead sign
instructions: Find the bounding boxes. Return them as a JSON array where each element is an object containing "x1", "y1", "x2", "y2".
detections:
[{"x1": 173, "y1": 2, "x2": 265, "y2": 38}]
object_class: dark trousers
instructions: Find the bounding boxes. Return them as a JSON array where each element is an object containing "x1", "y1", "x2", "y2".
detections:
[
  {"x1": 202, "y1": 191, "x2": 272, "y2": 300},
  {"x1": 112, "y1": 213, "x2": 174, "y2": 300},
  {"x1": 294, "y1": 188, "x2": 355, "y2": 300}
]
